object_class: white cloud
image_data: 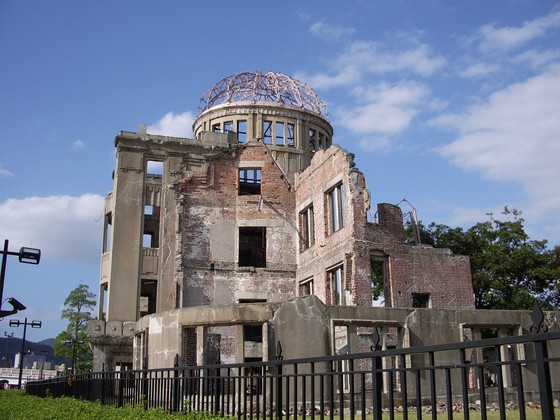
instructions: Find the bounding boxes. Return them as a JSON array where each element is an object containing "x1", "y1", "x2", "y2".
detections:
[
  {"x1": 297, "y1": 39, "x2": 446, "y2": 91},
  {"x1": 309, "y1": 20, "x2": 355, "y2": 40},
  {"x1": 512, "y1": 48, "x2": 560, "y2": 70},
  {"x1": 438, "y1": 65, "x2": 560, "y2": 219},
  {"x1": 476, "y1": 9, "x2": 560, "y2": 52},
  {"x1": 147, "y1": 111, "x2": 195, "y2": 138},
  {"x1": 459, "y1": 62, "x2": 500, "y2": 78},
  {"x1": 0, "y1": 194, "x2": 105, "y2": 263},
  {"x1": 72, "y1": 138, "x2": 85, "y2": 150},
  {"x1": 336, "y1": 81, "x2": 430, "y2": 137},
  {"x1": 0, "y1": 165, "x2": 14, "y2": 177},
  {"x1": 295, "y1": 67, "x2": 360, "y2": 90}
]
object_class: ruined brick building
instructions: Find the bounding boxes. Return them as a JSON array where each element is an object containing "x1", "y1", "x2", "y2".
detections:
[{"x1": 89, "y1": 71, "x2": 483, "y2": 372}]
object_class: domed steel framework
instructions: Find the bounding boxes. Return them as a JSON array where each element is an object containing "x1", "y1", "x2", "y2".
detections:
[{"x1": 197, "y1": 70, "x2": 329, "y2": 120}]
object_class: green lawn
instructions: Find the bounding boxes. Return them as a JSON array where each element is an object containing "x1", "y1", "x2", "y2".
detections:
[
  {"x1": 0, "y1": 390, "x2": 222, "y2": 420},
  {"x1": 0, "y1": 390, "x2": 557, "y2": 419}
]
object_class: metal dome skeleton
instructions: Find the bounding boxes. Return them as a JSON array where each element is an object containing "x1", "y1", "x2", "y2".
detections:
[{"x1": 197, "y1": 71, "x2": 329, "y2": 120}]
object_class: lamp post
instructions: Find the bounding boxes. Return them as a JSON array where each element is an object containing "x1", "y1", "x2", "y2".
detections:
[
  {"x1": 64, "y1": 338, "x2": 83, "y2": 375},
  {"x1": 9, "y1": 318, "x2": 42, "y2": 388},
  {"x1": 3, "y1": 332, "x2": 13, "y2": 367},
  {"x1": 0, "y1": 239, "x2": 40, "y2": 318}
]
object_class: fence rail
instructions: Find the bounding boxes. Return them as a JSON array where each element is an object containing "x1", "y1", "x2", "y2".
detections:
[{"x1": 27, "y1": 330, "x2": 560, "y2": 419}]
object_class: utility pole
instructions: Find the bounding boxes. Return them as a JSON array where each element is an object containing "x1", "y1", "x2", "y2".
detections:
[{"x1": 9, "y1": 318, "x2": 42, "y2": 388}]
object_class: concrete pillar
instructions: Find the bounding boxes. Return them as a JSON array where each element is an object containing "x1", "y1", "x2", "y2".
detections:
[
  {"x1": 262, "y1": 322, "x2": 269, "y2": 362},
  {"x1": 255, "y1": 113, "x2": 263, "y2": 140},
  {"x1": 235, "y1": 324, "x2": 244, "y2": 363},
  {"x1": 196, "y1": 326, "x2": 207, "y2": 366}
]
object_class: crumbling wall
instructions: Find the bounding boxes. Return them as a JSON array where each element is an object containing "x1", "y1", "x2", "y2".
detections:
[
  {"x1": 295, "y1": 146, "x2": 371, "y2": 306},
  {"x1": 178, "y1": 141, "x2": 297, "y2": 307}
]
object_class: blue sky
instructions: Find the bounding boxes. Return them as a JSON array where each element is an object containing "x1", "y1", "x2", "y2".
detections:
[{"x1": 1, "y1": 0, "x2": 559, "y2": 341}]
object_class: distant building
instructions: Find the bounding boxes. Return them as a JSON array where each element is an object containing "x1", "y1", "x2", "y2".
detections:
[{"x1": 89, "y1": 71, "x2": 536, "y2": 374}]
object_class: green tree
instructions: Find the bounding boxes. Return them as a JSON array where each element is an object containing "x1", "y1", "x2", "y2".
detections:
[
  {"x1": 53, "y1": 284, "x2": 96, "y2": 374},
  {"x1": 408, "y1": 208, "x2": 559, "y2": 310}
]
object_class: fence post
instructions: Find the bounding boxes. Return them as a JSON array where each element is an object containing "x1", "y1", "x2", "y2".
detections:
[
  {"x1": 117, "y1": 369, "x2": 124, "y2": 408},
  {"x1": 275, "y1": 341, "x2": 283, "y2": 420},
  {"x1": 173, "y1": 354, "x2": 180, "y2": 413},
  {"x1": 371, "y1": 327, "x2": 382, "y2": 420},
  {"x1": 213, "y1": 348, "x2": 221, "y2": 416},
  {"x1": 527, "y1": 300, "x2": 554, "y2": 419},
  {"x1": 142, "y1": 357, "x2": 148, "y2": 410}
]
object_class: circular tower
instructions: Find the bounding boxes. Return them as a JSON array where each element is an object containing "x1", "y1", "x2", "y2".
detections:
[{"x1": 192, "y1": 70, "x2": 333, "y2": 175}]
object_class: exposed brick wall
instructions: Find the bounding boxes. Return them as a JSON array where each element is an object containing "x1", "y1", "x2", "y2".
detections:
[
  {"x1": 178, "y1": 141, "x2": 297, "y2": 307},
  {"x1": 295, "y1": 145, "x2": 475, "y2": 310}
]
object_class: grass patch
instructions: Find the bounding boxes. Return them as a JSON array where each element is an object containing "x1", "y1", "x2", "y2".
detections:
[
  {"x1": 1, "y1": 390, "x2": 557, "y2": 419},
  {"x1": 0, "y1": 389, "x2": 223, "y2": 419}
]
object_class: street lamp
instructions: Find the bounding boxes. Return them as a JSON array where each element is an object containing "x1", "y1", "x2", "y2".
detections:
[
  {"x1": 0, "y1": 239, "x2": 41, "y2": 318},
  {"x1": 9, "y1": 318, "x2": 42, "y2": 388},
  {"x1": 64, "y1": 339, "x2": 83, "y2": 375}
]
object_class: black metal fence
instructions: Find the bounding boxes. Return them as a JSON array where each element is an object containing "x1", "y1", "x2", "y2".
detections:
[{"x1": 27, "y1": 330, "x2": 560, "y2": 419}]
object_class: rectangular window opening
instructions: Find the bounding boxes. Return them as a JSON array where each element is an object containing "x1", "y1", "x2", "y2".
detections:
[
  {"x1": 239, "y1": 227, "x2": 266, "y2": 268},
  {"x1": 140, "y1": 280, "x2": 157, "y2": 317},
  {"x1": 299, "y1": 278, "x2": 314, "y2": 296},
  {"x1": 243, "y1": 325, "x2": 263, "y2": 343},
  {"x1": 371, "y1": 257, "x2": 387, "y2": 306},
  {"x1": 287, "y1": 123, "x2": 295, "y2": 147},
  {"x1": 275, "y1": 122, "x2": 284, "y2": 146},
  {"x1": 263, "y1": 121, "x2": 272, "y2": 144},
  {"x1": 237, "y1": 120, "x2": 247, "y2": 142},
  {"x1": 327, "y1": 183, "x2": 345, "y2": 234},
  {"x1": 328, "y1": 265, "x2": 344, "y2": 305},
  {"x1": 300, "y1": 205, "x2": 315, "y2": 251},
  {"x1": 309, "y1": 129, "x2": 317, "y2": 152},
  {"x1": 239, "y1": 168, "x2": 262, "y2": 195},
  {"x1": 103, "y1": 212, "x2": 112, "y2": 253},
  {"x1": 223, "y1": 121, "x2": 233, "y2": 132},
  {"x1": 147, "y1": 160, "x2": 163, "y2": 176},
  {"x1": 100, "y1": 283, "x2": 108, "y2": 320},
  {"x1": 412, "y1": 293, "x2": 430, "y2": 308}
]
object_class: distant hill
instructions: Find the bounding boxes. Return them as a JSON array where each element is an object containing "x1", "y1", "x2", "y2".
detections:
[
  {"x1": 0, "y1": 336, "x2": 67, "y2": 368},
  {"x1": 38, "y1": 338, "x2": 55, "y2": 347}
]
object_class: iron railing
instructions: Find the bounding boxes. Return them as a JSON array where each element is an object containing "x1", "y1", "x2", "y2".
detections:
[{"x1": 27, "y1": 330, "x2": 560, "y2": 419}]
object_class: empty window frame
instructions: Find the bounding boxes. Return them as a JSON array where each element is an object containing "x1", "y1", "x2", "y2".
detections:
[
  {"x1": 327, "y1": 183, "x2": 345, "y2": 233},
  {"x1": 275, "y1": 122, "x2": 284, "y2": 145},
  {"x1": 238, "y1": 168, "x2": 262, "y2": 195},
  {"x1": 99, "y1": 282, "x2": 108, "y2": 320},
  {"x1": 263, "y1": 120, "x2": 272, "y2": 144},
  {"x1": 309, "y1": 129, "x2": 317, "y2": 152},
  {"x1": 212, "y1": 123, "x2": 221, "y2": 132},
  {"x1": 140, "y1": 280, "x2": 157, "y2": 317},
  {"x1": 328, "y1": 265, "x2": 344, "y2": 305},
  {"x1": 223, "y1": 121, "x2": 233, "y2": 132},
  {"x1": 287, "y1": 123, "x2": 295, "y2": 147},
  {"x1": 299, "y1": 205, "x2": 315, "y2": 251},
  {"x1": 237, "y1": 120, "x2": 247, "y2": 142},
  {"x1": 244, "y1": 325, "x2": 263, "y2": 343},
  {"x1": 299, "y1": 278, "x2": 314, "y2": 296},
  {"x1": 103, "y1": 212, "x2": 112, "y2": 253},
  {"x1": 371, "y1": 256, "x2": 387, "y2": 305},
  {"x1": 239, "y1": 227, "x2": 266, "y2": 267},
  {"x1": 143, "y1": 233, "x2": 154, "y2": 248},
  {"x1": 143, "y1": 204, "x2": 160, "y2": 248},
  {"x1": 412, "y1": 293, "x2": 430, "y2": 308},
  {"x1": 147, "y1": 160, "x2": 163, "y2": 176}
]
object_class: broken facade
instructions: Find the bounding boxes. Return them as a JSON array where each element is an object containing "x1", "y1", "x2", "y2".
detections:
[{"x1": 89, "y1": 71, "x2": 483, "y2": 372}]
